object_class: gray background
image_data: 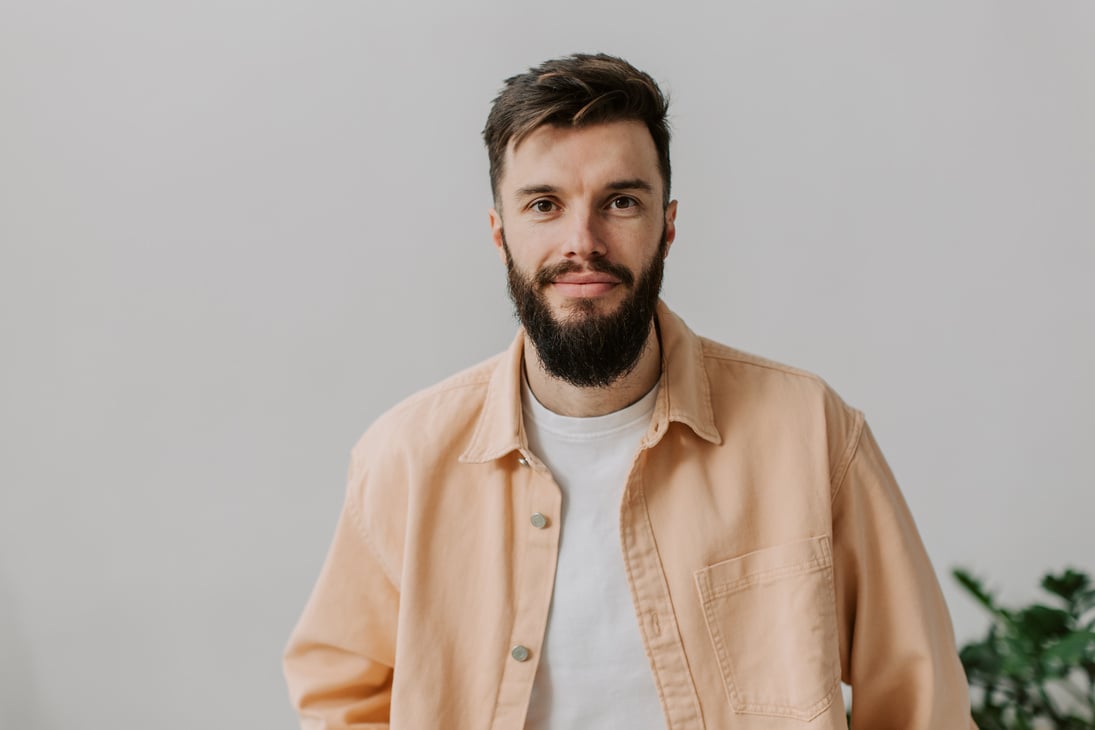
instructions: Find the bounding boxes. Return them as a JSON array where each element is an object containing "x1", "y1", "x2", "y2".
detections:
[{"x1": 2, "y1": 1, "x2": 1093, "y2": 727}]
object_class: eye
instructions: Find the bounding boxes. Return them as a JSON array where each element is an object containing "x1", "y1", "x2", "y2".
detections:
[
  {"x1": 530, "y1": 199, "x2": 556, "y2": 213},
  {"x1": 610, "y1": 196, "x2": 638, "y2": 210}
]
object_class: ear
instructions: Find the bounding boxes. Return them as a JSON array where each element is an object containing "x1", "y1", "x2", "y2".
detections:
[
  {"x1": 663, "y1": 200, "x2": 678, "y2": 257},
  {"x1": 489, "y1": 207, "x2": 507, "y2": 265}
]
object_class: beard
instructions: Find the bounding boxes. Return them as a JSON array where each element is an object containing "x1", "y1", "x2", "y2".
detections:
[{"x1": 503, "y1": 230, "x2": 666, "y2": 388}]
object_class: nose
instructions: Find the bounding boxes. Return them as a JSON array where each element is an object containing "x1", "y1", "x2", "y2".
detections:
[{"x1": 564, "y1": 207, "x2": 607, "y2": 260}]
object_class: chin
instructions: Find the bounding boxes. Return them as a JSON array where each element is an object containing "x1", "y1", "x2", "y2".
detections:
[{"x1": 556, "y1": 296, "x2": 620, "y2": 320}]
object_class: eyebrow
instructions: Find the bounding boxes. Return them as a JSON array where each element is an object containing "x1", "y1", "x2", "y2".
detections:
[
  {"x1": 513, "y1": 179, "x2": 654, "y2": 199},
  {"x1": 515, "y1": 184, "x2": 559, "y2": 198},
  {"x1": 606, "y1": 178, "x2": 654, "y2": 193}
]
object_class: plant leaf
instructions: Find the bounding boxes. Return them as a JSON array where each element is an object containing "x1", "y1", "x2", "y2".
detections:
[
  {"x1": 1015, "y1": 604, "x2": 1073, "y2": 643},
  {"x1": 954, "y1": 568, "x2": 998, "y2": 612},
  {"x1": 1043, "y1": 630, "x2": 1095, "y2": 666},
  {"x1": 1042, "y1": 569, "x2": 1091, "y2": 603},
  {"x1": 960, "y1": 640, "x2": 1004, "y2": 681},
  {"x1": 1000, "y1": 643, "x2": 1036, "y2": 680}
]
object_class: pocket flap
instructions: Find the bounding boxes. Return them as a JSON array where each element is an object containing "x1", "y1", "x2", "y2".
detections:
[{"x1": 695, "y1": 535, "x2": 833, "y2": 600}]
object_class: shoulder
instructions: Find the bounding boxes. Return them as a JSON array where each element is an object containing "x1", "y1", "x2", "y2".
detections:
[
  {"x1": 349, "y1": 351, "x2": 504, "y2": 465},
  {"x1": 699, "y1": 337, "x2": 838, "y2": 402},
  {"x1": 697, "y1": 336, "x2": 865, "y2": 476},
  {"x1": 700, "y1": 337, "x2": 828, "y2": 385},
  {"x1": 660, "y1": 301, "x2": 853, "y2": 423}
]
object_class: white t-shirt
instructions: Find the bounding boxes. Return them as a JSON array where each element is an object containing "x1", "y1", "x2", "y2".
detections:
[{"x1": 522, "y1": 378, "x2": 666, "y2": 729}]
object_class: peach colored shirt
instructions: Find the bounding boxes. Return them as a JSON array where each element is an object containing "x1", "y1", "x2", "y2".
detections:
[{"x1": 283, "y1": 302, "x2": 975, "y2": 729}]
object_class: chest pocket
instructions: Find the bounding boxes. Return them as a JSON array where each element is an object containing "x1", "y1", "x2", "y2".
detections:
[{"x1": 693, "y1": 535, "x2": 841, "y2": 721}]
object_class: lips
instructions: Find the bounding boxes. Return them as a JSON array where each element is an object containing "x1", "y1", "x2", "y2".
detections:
[
  {"x1": 551, "y1": 274, "x2": 620, "y2": 298},
  {"x1": 553, "y1": 273, "x2": 621, "y2": 286},
  {"x1": 534, "y1": 258, "x2": 635, "y2": 290}
]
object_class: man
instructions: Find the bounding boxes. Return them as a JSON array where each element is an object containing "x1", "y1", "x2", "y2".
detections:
[{"x1": 284, "y1": 54, "x2": 974, "y2": 729}]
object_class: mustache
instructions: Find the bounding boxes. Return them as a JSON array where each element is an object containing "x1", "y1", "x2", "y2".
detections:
[{"x1": 533, "y1": 257, "x2": 636, "y2": 289}]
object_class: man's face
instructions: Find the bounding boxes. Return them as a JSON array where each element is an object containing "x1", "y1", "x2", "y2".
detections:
[{"x1": 488, "y1": 120, "x2": 677, "y2": 387}]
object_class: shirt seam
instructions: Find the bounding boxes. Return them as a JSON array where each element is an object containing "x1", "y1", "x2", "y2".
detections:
[
  {"x1": 346, "y1": 461, "x2": 401, "y2": 589},
  {"x1": 629, "y1": 451, "x2": 707, "y2": 729},
  {"x1": 700, "y1": 340, "x2": 826, "y2": 382},
  {"x1": 702, "y1": 352, "x2": 827, "y2": 386},
  {"x1": 621, "y1": 456, "x2": 674, "y2": 726},
  {"x1": 829, "y1": 410, "x2": 865, "y2": 504},
  {"x1": 700, "y1": 557, "x2": 833, "y2": 599},
  {"x1": 388, "y1": 376, "x2": 491, "y2": 419}
]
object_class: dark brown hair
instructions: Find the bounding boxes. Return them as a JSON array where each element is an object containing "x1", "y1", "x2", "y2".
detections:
[{"x1": 483, "y1": 53, "x2": 671, "y2": 208}]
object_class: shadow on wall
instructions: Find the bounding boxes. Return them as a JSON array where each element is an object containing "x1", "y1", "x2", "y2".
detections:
[{"x1": 0, "y1": 567, "x2": 54, "y2": 730}]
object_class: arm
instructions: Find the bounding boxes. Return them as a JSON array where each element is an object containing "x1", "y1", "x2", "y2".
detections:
[
  {"x1": 283, "y1": 459, "x2": 398, "y2": 729},
  {"x1": 831, "y1": 418, "x2": 977, "y2": 729}
]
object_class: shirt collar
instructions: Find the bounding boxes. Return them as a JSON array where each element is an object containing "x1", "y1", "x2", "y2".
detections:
[{"x1": 459, "y1": 300, "x2": 721, "y2": 464}]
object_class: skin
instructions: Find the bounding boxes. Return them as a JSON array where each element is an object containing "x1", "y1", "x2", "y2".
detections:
[{"x1": 488, "y1": 120, "x2": 678, "y2": 417}]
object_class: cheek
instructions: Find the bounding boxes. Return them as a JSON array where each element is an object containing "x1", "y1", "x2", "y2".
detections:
[{"x1": 503, "y1": 227, "x2": 557, "y2": 265}]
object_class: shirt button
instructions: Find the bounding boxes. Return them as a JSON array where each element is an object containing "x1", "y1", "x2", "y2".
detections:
[
  {"x1": 511, "y1": 645, "x2": 531, "y2": 662},
  {"x1": 517, "y1": 456, "x2": 529, "y2": 467},
  {"x1": 530, "y1": 512, "x2": 548, "y2": 529}
]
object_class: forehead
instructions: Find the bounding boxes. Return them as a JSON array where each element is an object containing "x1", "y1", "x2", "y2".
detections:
[{"x1": 501, "y1": 120, "x2": 661, "y2": 195}]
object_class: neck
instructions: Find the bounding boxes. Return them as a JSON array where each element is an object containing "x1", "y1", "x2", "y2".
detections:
[{"x1": 523, "y1": 324, "x2": 662, "y2": 418}]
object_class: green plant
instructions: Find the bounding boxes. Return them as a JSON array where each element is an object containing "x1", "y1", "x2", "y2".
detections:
[{"x1": 953, "y1": 567, "x2": 1095, "y2": 729}]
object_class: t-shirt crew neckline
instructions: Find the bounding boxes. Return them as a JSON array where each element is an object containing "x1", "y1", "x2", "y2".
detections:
[{"x1": 521, "y1": 374, "x2": 660, "y2": 440}]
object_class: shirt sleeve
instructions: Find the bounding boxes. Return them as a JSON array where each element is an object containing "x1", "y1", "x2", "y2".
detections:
[
  {"x1": 830, "y1": 418, "x2": 978, "y2": 729},
  {"x1": 283, "y1": 458, "x2": 398, "y2": 729}
]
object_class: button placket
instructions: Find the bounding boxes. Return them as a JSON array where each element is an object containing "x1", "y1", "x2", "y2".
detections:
[
  {"x1": 490, "y1": 452, "x2": 563, "y2": 729},
  {"x1": 619, "y1": 449, "x2": 705, "y2": 728}
]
